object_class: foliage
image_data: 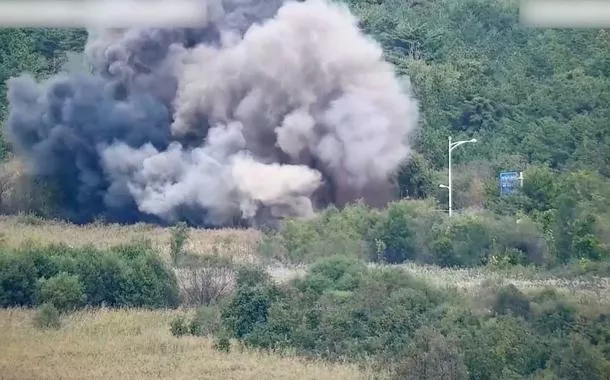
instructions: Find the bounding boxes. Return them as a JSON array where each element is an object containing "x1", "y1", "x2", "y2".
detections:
[
  {"x1": 212, "y1": 257, "x2": 610, "y2": 379},
  {"x1": 0, "y1": 242, "x2": 179, "y2": 309},
  {"x1": 214, "y1": 333, "x2": 232, "y2": 353},
  {"x1": 261, "y1": 202, "x2": 377, "y2": 263},
  {"x1": 0, "y1": 0, "x2": 609, "y2": 273},
  {"x1": 38, "y1": 272, "x2": 86, "y2": 313},
  {"x1": 267, "y1": 198, "x2": 550, "y2": 268},
  {"x1": 170, "y1": 315, "x2": 190, "y2": 337},
  {"x1": 189, "y1": 305, "x2": 223, "y2": 337},
  {"x1": 169, "y1": 222, "x2": 189, "y2": 266},
  {"x1": 32, "y1": 303, "x2": 61, "y2": 330}
]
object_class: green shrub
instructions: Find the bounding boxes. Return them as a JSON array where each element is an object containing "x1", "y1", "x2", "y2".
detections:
[
  {"x1": 433, "y1": 215, "x2": 493, "y2": 267},
  {"x1": 169, "y1": 222, "x2": 189, "y2": 266},
  {"x1": 214, "y1": 333, "x2": 231, "y2": 353},
  {"x1": 220, "y1": 260, "x2": 446, "y2": 361},
  {"x1": 33, "y1": 303, "x2": 61, "y2": 329},
  {"x1": 0, "y1": 242, "x2": 179, "y2": 309},
  {"x1": 221, "y1": 282, "x2": 278, "y2": 340},
  {"x1": 532, "y1": 298, "x2": 577, "y2": 335},
  {"x1": 492, "y1": 284, "x2": 531, "y2": 319},
  {"x1": 72, "y1": 248, "x2": 126, "y2": 306},
  {"x1": 38, "y1": 272, "x2": 85, "y2": 312},
  {"x1": 393, "y1": 327, "x2": 468, "y2": 380},
  {"x1": 295, "y1": 256, "x2": 367, "y2": 295},
  {"x1": 189, "y1": 305, "x2": 223, "y2": 337},
  {"x1": 0, "y1": 251, "x2": 39, "y2": 307},
  {"x1": 235, "y1": 264, "x2": 270, "y2": 289},
  {"x1": 266, "y1": 202, "x2": 377, "y2": 263},
  {"x1": 170, "y1": 315, "x2": 190, "y2": 337},
  {"x1": 210, "y1": 254, "x2": 610, "y2": 378},
  {"x1": 368, "y1": 201, "x2": 421, "y2": 263},
  {"x1": 549, "y1": 334, "x2": 610, "y2": 380}
]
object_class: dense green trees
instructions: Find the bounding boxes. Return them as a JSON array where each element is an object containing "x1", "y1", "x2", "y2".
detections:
[{"x1": 174, "y1": 259, "x2": 610, "y2": 379}]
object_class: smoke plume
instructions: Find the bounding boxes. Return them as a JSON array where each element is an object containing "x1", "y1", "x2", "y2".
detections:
[{"x1": 5, "y1": 0, "x2": 419, "y2": 227}]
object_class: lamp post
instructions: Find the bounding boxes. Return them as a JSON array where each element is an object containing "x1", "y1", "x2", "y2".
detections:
[{"x1": 439, "y1": 136, "x2": 477, "y2": 217}]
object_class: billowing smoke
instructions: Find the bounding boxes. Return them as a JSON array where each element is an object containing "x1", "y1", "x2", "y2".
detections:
[{"x1": 5, "y1": 0, "x2": 419, "y2": 227}]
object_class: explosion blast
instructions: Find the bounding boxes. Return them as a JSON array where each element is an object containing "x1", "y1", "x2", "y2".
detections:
[{"x1": 5, "y1": 0, "x2": 419, "y2": 227}]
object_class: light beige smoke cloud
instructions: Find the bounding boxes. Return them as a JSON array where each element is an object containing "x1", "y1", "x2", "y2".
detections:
[
  {"x1": 172, "y1": 0, "x2": 418, "y2": 192},
  {"x1": 99, "y1": 0, "x2": 419, "y2": 225}
]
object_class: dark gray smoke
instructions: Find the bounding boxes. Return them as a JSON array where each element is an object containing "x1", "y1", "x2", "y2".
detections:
[{"x1": 6, "y1": 0, "x2": 419, "y2": 227}]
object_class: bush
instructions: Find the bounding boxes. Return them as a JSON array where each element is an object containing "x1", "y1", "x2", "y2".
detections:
[
  {"x1": 170, "y1": 315, "x2": 190, "y2": 337},
  {"x1": 368, "y1": 201, "x2": 422, "y2": 263},
  {"x1": 296, "y1": 255, "x2": 367, "y2": 295},
  {"x1": 265, "y1": 202, "x2": 377, "y2": 263},
  {"x1": 214, "y1": 333, "x2": 231, "y2": 353},
  {"x1": 115, "y1": 244, "x2": 180, "y2": 308},
  {"x1": 189, "y1": 305, "x2": 222, "y2": 337},
  {"x1": 432, "y1": 214, "x2": 493, "y2": 267},
  {"x1": 212, "y1": 256, "x2": 610, "y2": 379},
  {"x1": 394, "y1": 327, "x2": 468, "y2": 380},
  {"x1": 221, "y1": 282, "x2": 278, "y2": 340},
  {"x1": 38, "y1": 272, "x2": 85, "y2": 312},
  {"x1": 492, "y1": 284, "x2": 531, "y2": 319},
  {"x1": 549, "y1": 334, "x2": 610, "y2": 380},
  {"x1": 219, "y1": 259, "x2": 446, "y2": 361},
  {"x1": 72, "y1": 248, "x2": 126, "y2": 307},
  {"x1": 33, "y1": 303, "x2": 61, "y2": 329},
  {"x1": 178, "y1": 255, "x2": 235, "y2": 306},
  {"x1": 235, "y1": 264, "x2": 271, "y2": 289},
  {"x1": 0, "y1": 251, "x2": 39, "y2": 307},
  {"x1": 0, "y1": 242, "x2": 179, "y2": 309},
  {"x1": 169, "y1": 222, "x2": 189, "y2": 266}
]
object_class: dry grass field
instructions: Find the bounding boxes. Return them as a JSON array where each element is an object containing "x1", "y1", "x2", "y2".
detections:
[
  {"x1": 0, "y1": 308, "x2": 376, "y2": 380},
  {"x1": 0, "y1": 215, "x2": 262, "y2": 262}
]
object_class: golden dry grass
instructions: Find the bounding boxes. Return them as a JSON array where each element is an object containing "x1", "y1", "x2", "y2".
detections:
[
  {"x1": 0, "y1": 215, "x2": 261, "y2": 262},
  {"x1": 0, "y1": 308, "x2": 375, "y2": 380}
]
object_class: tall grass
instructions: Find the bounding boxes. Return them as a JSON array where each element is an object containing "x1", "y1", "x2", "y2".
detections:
[
  {"x1": 0, "y1": 215, "x2": 261, "y2": 262},
  {"x1": 0, "y1": 308, "x2": 376, "y2": 380}
]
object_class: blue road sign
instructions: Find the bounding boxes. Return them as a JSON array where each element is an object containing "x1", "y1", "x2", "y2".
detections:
[{"x1": 500, "y1": 171, "x2": 520, "y2": 196}]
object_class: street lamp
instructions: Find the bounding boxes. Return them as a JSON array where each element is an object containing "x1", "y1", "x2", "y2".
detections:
[{"x1": 439, "y1": 136, "x2": 477, "y2": 217}]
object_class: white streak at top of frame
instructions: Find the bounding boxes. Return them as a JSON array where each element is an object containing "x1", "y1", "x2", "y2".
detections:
[
  {"x1": 520, "y1": 0, "x2": 610, "y2": 28},
  {"x1": 0, "y1": 0, "x2": 209, "y2": 28}
]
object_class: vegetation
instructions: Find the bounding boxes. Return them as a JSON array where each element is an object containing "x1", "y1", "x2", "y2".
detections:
[
  {"x1": 173, "y1": 258, "x2": 610, "y2": 379},
  {"x1": 0, "y1": 215, "x2": 261, "y2": 260},
  {"x1": 262, "y1": 198, "x2": 609, "y2": 274},
  {"x1": 32, "y1": 303, "x2": 61, "y2": 330},
  {"x1": 0, "y1": 308, "x2": 371, "y2": 380},
  {"x1": 0, "y1": 242, "x2": 180, "y2": 309},
  {"x1": 0, "y1": 0, "x2": 609, "y2": 378}
]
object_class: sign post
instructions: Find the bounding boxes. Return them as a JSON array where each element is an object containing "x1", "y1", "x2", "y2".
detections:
[{"x1": 499, "y1": 171, "x2": 523, "y2": 196}]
